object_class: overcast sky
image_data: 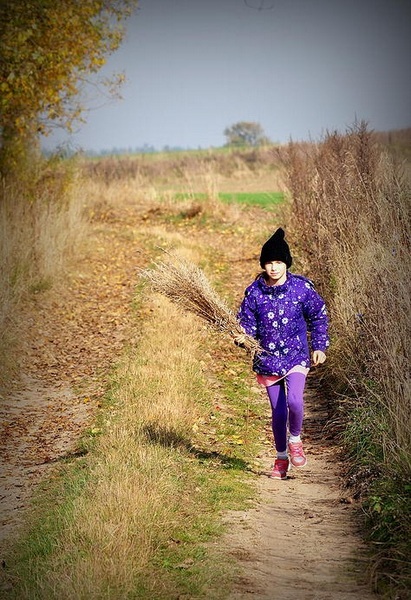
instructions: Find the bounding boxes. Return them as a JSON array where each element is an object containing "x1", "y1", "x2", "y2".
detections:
[{"x1": 44, "y1": 0, "x2": 411, "y2": 152}]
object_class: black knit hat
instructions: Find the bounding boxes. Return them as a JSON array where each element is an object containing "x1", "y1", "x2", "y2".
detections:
[{"x1": 259, "y1": 228, "x2": 292, "y2": 268}]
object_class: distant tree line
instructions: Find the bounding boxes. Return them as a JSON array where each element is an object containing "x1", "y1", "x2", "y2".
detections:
[
  {"x1": 83, "y1": 144, "x2": 190, "y2": 157},
  {"x1": 44, "y1": 122, "x2": 272, "y2": 159},
  {"x1": 87, "y1": 144, "x2": 158, "y2": 157}
]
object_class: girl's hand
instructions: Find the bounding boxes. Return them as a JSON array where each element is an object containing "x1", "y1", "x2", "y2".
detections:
[{"x1": 312, "y1": 350, "x2": 326, "y2": 366}]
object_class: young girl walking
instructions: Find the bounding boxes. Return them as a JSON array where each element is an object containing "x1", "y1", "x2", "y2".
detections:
[{"x1": 237, "y1": 228, "x2": 329, "y2": 479}]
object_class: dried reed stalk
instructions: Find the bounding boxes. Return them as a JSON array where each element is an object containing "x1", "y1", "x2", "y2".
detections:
[{"x1": 139, "y1": 251, "x2": 262, "y2": 357}]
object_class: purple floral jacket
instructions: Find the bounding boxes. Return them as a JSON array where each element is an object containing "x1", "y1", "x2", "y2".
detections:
[{"x1": 237, "y1": 273, "x2": 329, "y2": 376}]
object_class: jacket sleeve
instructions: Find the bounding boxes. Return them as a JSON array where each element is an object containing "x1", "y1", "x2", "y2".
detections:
[
  {"x1": 237, "y1": 288, "x2": 258, "y2": 338},
  {"x1": 303, "y1": 287, "x2": 330, "y2": 352}
]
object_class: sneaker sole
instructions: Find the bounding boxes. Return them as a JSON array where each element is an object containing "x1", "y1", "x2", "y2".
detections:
[{"x1": 269, "y1": 472, "x2": 288, "y2": 480}]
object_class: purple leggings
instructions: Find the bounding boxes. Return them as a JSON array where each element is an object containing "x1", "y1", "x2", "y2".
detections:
[{"x1": 266, "y1": 372, "x2": 306, "y2": 453}]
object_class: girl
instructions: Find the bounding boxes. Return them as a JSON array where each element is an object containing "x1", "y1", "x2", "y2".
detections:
[{"x1": 237, "y1": 228, "x2": 329, "y2": 479}]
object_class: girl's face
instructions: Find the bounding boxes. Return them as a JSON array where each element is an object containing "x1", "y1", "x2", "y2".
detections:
[{"x1": 264, "y1": 261, "x2": 287, "y2": 285}]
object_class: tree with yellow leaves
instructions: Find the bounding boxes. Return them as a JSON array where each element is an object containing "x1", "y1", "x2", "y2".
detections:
[{"x1": 0, "y1": 0, "x2": 137, "y2": 171}]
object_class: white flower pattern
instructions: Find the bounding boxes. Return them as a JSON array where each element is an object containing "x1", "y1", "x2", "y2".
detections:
[{"x1": 238, "y1": 273, "x2": 329, "y2": 376}]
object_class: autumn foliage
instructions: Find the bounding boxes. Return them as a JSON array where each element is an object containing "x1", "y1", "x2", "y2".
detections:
[{"x1": 0, "y1": 0, "x2": 137, "y2": 169}]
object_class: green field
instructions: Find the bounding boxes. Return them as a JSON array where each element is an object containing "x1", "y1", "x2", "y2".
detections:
[{"x1": 175, "y1": 191, "x2": 284, "y2": 208}]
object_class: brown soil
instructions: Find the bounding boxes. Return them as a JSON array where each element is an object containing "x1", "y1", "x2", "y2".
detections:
[
  {"x1": 221, "y1": 384, "x2": 377, "y2": 599},
  {"x1": 0, "y1": 191, "x2": 378, "y2": 599}
]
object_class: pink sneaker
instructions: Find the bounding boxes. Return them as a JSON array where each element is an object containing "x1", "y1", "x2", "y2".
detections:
[
  {"x1": 288, "y1": 441, "x2": 307, "y2": 467},
  {"x1": 270, "y1": 458, "x2": 289, "y2": 479}
]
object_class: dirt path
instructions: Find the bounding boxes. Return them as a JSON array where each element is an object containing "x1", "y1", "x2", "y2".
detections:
[
  {"x1": 0, "y1": 188, "x2": 377, "y2": 598},
  {"x1": 222, "y1": 384, "x2": 377, "y2": 600},
  {"x1": 0, "y1": 197, "x2": 145, "y2": 550}
]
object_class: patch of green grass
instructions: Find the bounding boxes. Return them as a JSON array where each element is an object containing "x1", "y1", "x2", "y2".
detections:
[
  {"x1": 341, "y1": 397, "x2": 411, "y2": 596},
  {"x1": 364, "y1": 477, "x2": 411, "y2": 597},
  {"x1": 191, "y1": 334, "x2": 267, "y2": 474},
  {"x1": 144, "y1": 457, "x2": 252, "y2": 599},
  {"x1": 173, "y1": 191, "x2": 284, "y2": 208},
  {"x1": 342, "y1": 401, "x2": 386, "y2": 470},
  {"x1": 219, "y1": 191, "x2": 284, "y2": 207},
  {"x1": 2, "y1": 460, "x2": 92, "y2": 598}
]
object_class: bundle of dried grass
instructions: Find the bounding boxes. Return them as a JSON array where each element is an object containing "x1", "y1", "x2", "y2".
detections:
[{"x1": 139, "y1": 251, "x2": 262, "y2": 358}]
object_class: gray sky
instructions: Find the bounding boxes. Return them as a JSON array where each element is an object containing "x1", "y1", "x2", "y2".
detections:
[{"x1": 44, "y1": 0, "x2": 411, "y2": 152}]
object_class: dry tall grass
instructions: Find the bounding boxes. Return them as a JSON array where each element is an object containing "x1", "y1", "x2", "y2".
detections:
[
  {"x1": 80, "y1": 146, "x2": 279, "y2": 184},
  {"x1": 0, "y1": 159, "x2": 87, "y2": 387},
  {"x1": 280, "y1": 122, "x2": 411, "y2": 592}
]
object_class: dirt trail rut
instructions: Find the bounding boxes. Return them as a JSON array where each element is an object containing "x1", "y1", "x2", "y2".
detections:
[{"x1": 222, "y1": 384, "x2": 376, "y2": 600}]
